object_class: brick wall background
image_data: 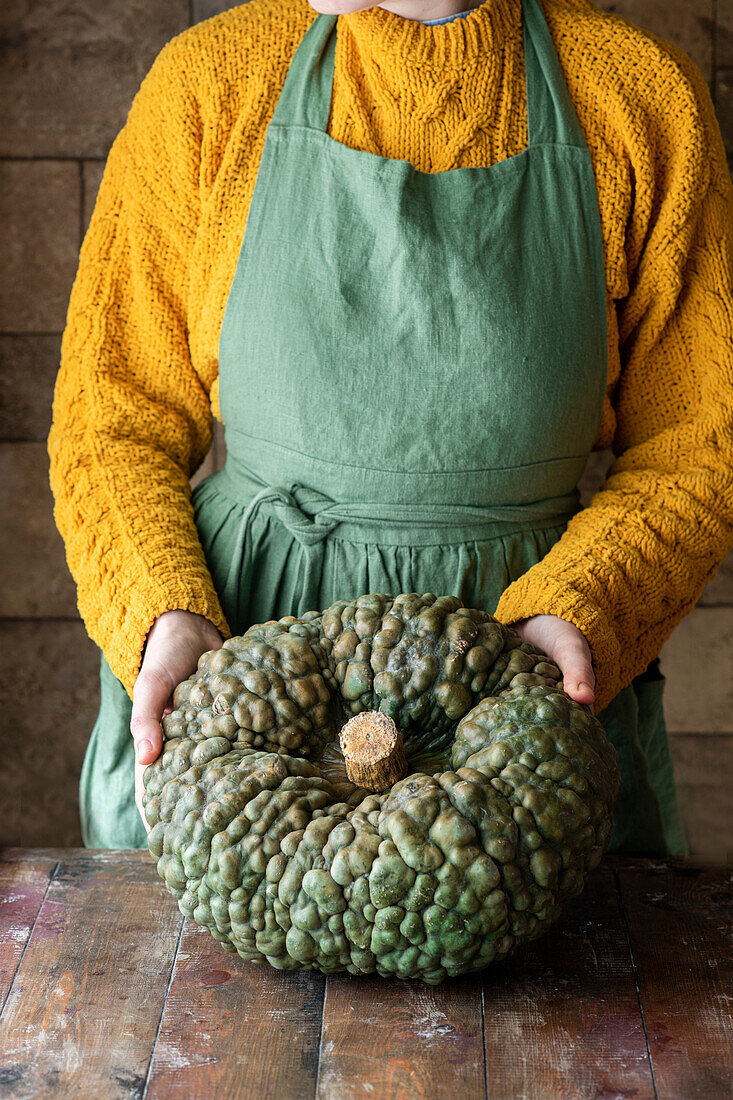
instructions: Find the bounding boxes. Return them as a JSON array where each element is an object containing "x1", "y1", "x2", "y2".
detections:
[{"x1": 0, "y1": 0, "x2": 731, "y2": 859}]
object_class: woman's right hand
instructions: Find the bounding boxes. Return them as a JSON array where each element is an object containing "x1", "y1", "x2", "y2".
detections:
[{"x1": 131, "y1": 609, "x2": 223, "y2": 831}]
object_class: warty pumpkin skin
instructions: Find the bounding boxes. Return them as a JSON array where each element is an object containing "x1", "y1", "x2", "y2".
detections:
[{"x1": 143, "y1": 592, "x2": 620, "y2": 984}]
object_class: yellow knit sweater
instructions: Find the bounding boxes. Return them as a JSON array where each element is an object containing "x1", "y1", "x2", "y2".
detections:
[{"x1": 48, "y1": 0, "x2": 733, "y2": 711}]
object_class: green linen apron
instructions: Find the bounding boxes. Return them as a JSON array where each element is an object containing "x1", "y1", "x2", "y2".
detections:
[{"x1": 80, "y1": 0, "x2": 686, "y2": 856}]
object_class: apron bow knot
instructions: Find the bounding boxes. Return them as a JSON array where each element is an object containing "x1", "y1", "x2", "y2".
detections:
[
  {"x1": 222, "y1": 481, "x2": 345, "y2": 627},
  {"x1": 258, "y1": 484, "x2": 341, "y2": 547}
]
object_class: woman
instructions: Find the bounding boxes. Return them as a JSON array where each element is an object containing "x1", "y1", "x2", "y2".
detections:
[{"x1": 48, "y1": 0, "x2": 733, "y2": 853}]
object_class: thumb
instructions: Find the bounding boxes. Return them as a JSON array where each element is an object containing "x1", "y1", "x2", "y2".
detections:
[
  {"x1": 551, "y1": 633, "x2": 596, "y2": 710},
  {"x1": 131, "y1": 666, "x2": 174, "y2": 764}
]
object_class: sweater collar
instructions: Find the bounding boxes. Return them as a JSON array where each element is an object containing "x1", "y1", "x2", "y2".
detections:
[{"x1": 339, "y1": 0, "x2": 523, "y2": 69}]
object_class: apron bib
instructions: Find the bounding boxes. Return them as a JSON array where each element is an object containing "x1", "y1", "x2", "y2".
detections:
[{"x1": 80, "y1": 0, "x2": 686, "y2": 856}]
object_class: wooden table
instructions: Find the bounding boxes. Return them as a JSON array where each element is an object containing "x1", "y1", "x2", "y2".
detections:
[{"x1": 0, "y1": 850, "x2": 730, "y2": 1099}]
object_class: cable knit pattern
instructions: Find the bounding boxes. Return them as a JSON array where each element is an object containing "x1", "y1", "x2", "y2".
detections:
[{"x1": 48, "y1": 0, "x2": 733, "y2": 709}]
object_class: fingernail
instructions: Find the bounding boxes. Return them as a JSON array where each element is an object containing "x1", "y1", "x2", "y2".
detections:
[
  {"x1": 578, "y1": 681, "x2": 594, "y2": 695},
  {"x1": 138, "y1": 739, "x2": 153, "y2": 759}
]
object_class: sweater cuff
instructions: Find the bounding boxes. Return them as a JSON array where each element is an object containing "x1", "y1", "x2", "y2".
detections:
[
  {"x1": 493, "y1": 573, "x2": 622, "y2": 714},
  {"x1": 97, "y1": 575, "x2": 231, "y2": 700}
]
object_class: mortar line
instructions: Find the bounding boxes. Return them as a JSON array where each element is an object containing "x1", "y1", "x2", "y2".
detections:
[
  {"x1": 0, "y1": 616, "x2": 84, "y2": 623},
  {"x1": 0, "y1": 155, "x2": 106, "y2": 163}
]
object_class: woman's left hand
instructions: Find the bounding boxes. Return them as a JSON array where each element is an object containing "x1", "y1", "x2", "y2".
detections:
[
  {"x1": 132, "y1": 609, "x2": 224, "y2": 835},
  {"x1": 510, "y1": 613, "x2": 596, "y2": 713}
]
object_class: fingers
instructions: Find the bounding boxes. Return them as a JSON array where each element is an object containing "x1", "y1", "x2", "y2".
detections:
[
  {"x1": 131, "y1": 610, "x2": 225, "y2": 830},
  {"x1": 513, "y1": 614, "x2": 596, "y2": 713},
  {"x1": 131, "y1": 610, "x2": 223, "y2": 769},
  {"x1": 562, "y1": 673, "x2": 595, "y2": 708},
  {"x1": 552, "y1": 634, "x2": 596, "y2": 709},
  {"x1": 130, "y1": 665, "x2": 174, "y2": 764}
]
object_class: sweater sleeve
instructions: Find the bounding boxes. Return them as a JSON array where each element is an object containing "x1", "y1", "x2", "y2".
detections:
[
  {"x1": 494, "y1": 44, "x2": 733, "y2": 714},
  {"x1": 48, "y1": 36, "x2": 231, "y2": 699}
]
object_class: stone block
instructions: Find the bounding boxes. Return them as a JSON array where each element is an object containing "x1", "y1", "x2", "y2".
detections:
[
  {"x1": 0, "y1": 0, "x2": 190, "y2": 158},
  {"x1": 0, "y1": 335, "x2": 62, "y2": 441},
  {"x1": 712, "y1": 0, "x2": 732, "y2": 167},
  {"x1": 669, "y1": 733, "x2": 733, "y2": 862},
  {"x1": 660, "y1": 606, "x2": 733, "y2": 733},
  {"x1": 193, "y1": 0, "x2": 242, "y2": 23},
  {"x1": 698, "y1": 549, "x2": 733, "y2": 607},
  {"x1": 716, "y1": 67, "x2": 733, "y2": 173},
  {"x1": 0, "y1": 442, "x2": 79, "y2": 618},
  {"x1": 719, "y1": 0, "x2": 733, "y2": 65},
  {"x1": 82, "y1": 160, "x2": 106, "y2": 236},
  {"x1": 0, "y1": 621, "x2": 100, "y2": 848},
  {"x1": 0, "y1": 161, "x2": 80, "y2": 334}
]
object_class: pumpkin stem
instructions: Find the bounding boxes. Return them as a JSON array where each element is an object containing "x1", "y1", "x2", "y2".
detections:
[{"x1": 339, "y1": 710, "x2": 408, "y2": 792}]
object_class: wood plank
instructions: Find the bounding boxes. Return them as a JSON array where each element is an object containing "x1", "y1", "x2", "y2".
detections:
[
  {"x1": 0, "y1": 848, "x2": 150, "y2": 864},
  {"x1": 145, "y1": 921, "x2": 324, "y2": 1100},
  {"x1": 617, "y1": 862, "x2": 733, "y2": 1099},
  {"x1": 482, "y1": 865, "x2": 655, "y2": 1099},
  {"x1": 0, "y1": 855, "x2": 183, "y2": 1099},
  {"x1": 0, "y1": 858, "x2": 57, "y2": 1009},
  {"x1": 318, "y1": 970, "x2": 485, "y2": 1099}
]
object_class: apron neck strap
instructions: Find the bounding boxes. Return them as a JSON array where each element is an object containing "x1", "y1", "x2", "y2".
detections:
[
  {"x1": 522, "y1": 0, "x2": 586, "y2": 147},
  {"x1": 270, "y1": 0, "x2": 587, "y2": 151}
]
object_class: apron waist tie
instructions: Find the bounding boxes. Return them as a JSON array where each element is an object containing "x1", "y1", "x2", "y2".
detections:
[{"x1": 219, "y1": 464, "x2": 580, "y2": 628}]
